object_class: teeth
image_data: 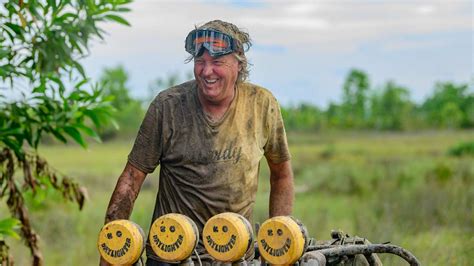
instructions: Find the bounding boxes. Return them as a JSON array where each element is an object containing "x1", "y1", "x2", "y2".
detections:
[{"x1": 205, "y1": 79, "x2": 217, "y2": 84}]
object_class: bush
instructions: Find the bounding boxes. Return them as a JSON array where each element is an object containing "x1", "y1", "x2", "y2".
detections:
[{"x1": 448, "y1": 141, "x2": 474, "y2": 157}]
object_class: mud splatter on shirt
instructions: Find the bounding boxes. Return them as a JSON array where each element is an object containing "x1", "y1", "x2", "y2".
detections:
[{"x1": 128, "y1": 80, "x2": 290, "y2": 260}]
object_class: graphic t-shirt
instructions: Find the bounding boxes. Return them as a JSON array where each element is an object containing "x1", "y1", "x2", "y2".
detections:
[{"x1": 128, "y1": 80, "x2": 290, "y2": 260}]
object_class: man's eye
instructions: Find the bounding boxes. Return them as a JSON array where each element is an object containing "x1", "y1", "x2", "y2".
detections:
[{"x1": 213, "y1": 60, "x2": 224, "y2": 66}]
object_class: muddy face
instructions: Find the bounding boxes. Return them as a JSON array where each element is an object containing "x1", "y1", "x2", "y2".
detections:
[{"x1": 194, "y1": 50, "x2": 239, "y2": 105}]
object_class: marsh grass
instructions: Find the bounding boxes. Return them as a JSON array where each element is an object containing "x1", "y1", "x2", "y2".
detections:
[{"x1": 4, "y1": 130, "x2": 473, "y2": 265}]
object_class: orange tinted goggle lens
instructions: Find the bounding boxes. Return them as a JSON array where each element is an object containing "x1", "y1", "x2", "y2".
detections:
[{"x1": 195, "y1": 37, "x2": 229, "y2": 48}]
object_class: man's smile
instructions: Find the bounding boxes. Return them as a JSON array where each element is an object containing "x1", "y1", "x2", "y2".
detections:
[{"x1": 204, "y1": 78, "x2": 218, "y2": 84}]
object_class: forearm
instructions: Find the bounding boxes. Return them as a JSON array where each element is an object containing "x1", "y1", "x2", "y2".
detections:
[
  {"x1": 104, "y1": 162, "x2": 146, "y2": 223},
  {"x1": 268, "y1": 160, "x2": 294, "y2": 217}
]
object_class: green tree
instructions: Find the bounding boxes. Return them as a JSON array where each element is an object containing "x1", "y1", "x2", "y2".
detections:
[
  {"x1": 281, "y1": 103, "x2": 323, "y2": 131},
  {"x1": 341, "y1": 69, "x2": 370, "y2": 128},
  {"x1": 369, "y1": 81, "x2": 413, "y2": 130},
  {"x1": 99, "y1": 65, "x2": 144, "y2": 139},
  {"x1": 465, "y1": 97, "x2": 474, "y2": 127},
  {"x1": 440, "y1": 102, "x2": 463, "y2": 128},
  {"x1": 325, "y1": 102, "x2": 344, "y2": 128},
  {"x1": 100, "y1": 65, "x2": 134, "y2": 110},
  {"x1": 0, "y1": 0, "x2": 131, "y2": 264},
  {"x1": 421, "y1": 82, "x2": 473, "y2": 128},
  {"x1": 147, "y1": 71, "x2": 193, "y2": 103}
]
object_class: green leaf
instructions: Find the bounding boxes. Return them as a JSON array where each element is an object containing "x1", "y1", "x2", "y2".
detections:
[
  {"x1": 116, "y1": 7, "x2": 131, "y2": 12},
  {"x1": 33, "y1": 128, "x2": 43, "y2": 149},
  {"x1": 0, "y1": 218, "x2": 21, "y2": 240},
  {"x1": 103, "y1": 95, "x2": 115, "y2": 102},
  {"x1": 103, "y1": 14, "x2": 130, "y2": 26},
  {"x1": 3, "y1": 22, "x2": 23, "y2": 35},
  {"x1": 64, "y1": 126, "x2": 87, "y2": 148},
  {"x1": 92, "y1": 7, "x2": 111, "y2": 16},
  {"x1": 0, "y1": 218, "x2": 20, "y2": 229},
  {"x1": 49, "y1": 76, "x2": 66, "y2": 94},
  {"x1": 84, "y1": 109, "x2": 101, "y2": 128},
  {"x1": 73, "y1": 60, "x2": 86, "y2": 78},
  {"x1": 68, "y1": 34, "x2": 85, "y2": 54},
  {"x1": 75, "y1": 124, "x2": 101, "y2": 143},
  {"x1": 47, "y1": 0, "x2": 58, "y2": 12},
  {"x1": 51, "y1": 128, "x2": 68, "y2": 143},
  {"x1": 27, "y1": 1, "x2": 42, "y2": 20},
  {"x1": 73, "y1": 79, "x2": 90, "y2": 92},
  {"x1": 1, "y1": 25, "x2": 15, "y2": 42},
  {"x1": 0, "y1": 127, "x2": 23, "y2": 138},
  {"x1": 2, "y1": 137, "x2": 23, "y2": 158},
  {"x1": 33, "y1": 82, "x2": 47, "y2": 93},
  {"x1": 55, "y1": 12, "x2": 77, "y2": 23},
  {"x1": 68, "y1": 91, "x2": 81, "y2": 101},
  {"x1": 0, "y1": 48, "x2": 10, "y2": 58},
  {"x1": 109, "y1": 118, "x2": 120, "y2": 130}
]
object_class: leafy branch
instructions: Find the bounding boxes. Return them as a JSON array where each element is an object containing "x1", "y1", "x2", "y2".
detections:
[{"x1": 0, "y1": 0, "x2": 132, "y2": 264}]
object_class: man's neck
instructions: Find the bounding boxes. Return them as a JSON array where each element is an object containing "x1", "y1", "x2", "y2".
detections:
[{"x1": 198, "y1": 87, "x2": 236, "y2": 123}]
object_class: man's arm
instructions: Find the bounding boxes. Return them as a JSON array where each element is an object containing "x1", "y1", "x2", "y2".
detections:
[
  {"x1": 267, "y1": 159, "x2": 294, "y2": 217},
  {"x1": 100, "y1": 162, "x2": 147, "y2": 266},
  {"x1": 104, "y1": 162, "x2": 147, "y2": 223}
]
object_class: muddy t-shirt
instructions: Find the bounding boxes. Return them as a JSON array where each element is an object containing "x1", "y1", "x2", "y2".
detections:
[{"x1": 128, "y1": 80, "x2": 290, "y2": 260}]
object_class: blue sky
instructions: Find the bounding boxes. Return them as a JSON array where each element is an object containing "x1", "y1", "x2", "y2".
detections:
[{"x1": 82, "y1": 0, "x2": 473, "y2": 107}]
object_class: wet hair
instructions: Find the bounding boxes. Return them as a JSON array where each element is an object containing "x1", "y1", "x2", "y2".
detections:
[{"x1": 185, "y1": 20, "x2": 252, "y2": 84}]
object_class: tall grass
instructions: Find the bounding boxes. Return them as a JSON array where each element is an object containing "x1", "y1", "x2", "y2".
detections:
[{"x1": 4, "y1": 130, "x2": 473, "y2": 265}]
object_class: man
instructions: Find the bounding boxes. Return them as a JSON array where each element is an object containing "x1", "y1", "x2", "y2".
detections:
[{"x1": 101, "y1": 20, "x2": 294, "y2": 265}]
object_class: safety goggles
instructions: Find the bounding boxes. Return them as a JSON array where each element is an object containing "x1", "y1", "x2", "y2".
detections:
[{"x1": 185, "y1": 29, "x2": 238, "y2": 57}]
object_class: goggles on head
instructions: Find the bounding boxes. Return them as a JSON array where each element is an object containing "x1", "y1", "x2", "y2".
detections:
[{"x1": 185, "y1": 29, "x2": 238, "y2": 57}]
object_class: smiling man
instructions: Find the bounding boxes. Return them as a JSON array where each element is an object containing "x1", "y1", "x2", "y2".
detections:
[{"x1": 101, "y1": 20, "x2": 294, "y2": 265}]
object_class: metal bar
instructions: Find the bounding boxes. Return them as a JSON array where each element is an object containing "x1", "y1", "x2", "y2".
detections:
[{"x1": 315, "y1": 244, "x2": 420, "y2": 266}]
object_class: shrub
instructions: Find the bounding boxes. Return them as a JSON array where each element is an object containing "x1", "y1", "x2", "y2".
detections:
[{"x1": 448, "y1": 141, "x2": 474, "y2": 157}]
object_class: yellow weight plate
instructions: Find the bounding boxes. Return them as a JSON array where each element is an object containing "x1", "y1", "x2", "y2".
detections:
[
  {"x1": 257, "y1": 216, "x2": 307, "y2": 265},
  {"x1": 203, "y1": 212, "x2": 253, "y2": 262},
  {"x1": 97, "y1": 220, "x2": 145, "y2": 265},
  {"x1": 149, "y1": 213, "x2": 199, "y2": 262}
]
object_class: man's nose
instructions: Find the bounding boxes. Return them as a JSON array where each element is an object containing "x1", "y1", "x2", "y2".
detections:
[{"x1": 202, "y1": 63, "x2": 213, "y2": 76}]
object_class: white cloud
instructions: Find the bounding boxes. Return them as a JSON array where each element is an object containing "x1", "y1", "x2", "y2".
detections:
[
  {"x1": 416, "y1": 5, "x2": 437, "y2": 15},
  {"x1": 243, "y1": 17, "x2": 330, "y2": 30},
  {"x1": 90, "y1": 0, "x2": 470, "y2": 55},
  {"x1": 82, "y1": 0, "x2": 472, "y2": 104},
  {"x1": 286, "y1": 2, "x2": 320, "y2": 15}
]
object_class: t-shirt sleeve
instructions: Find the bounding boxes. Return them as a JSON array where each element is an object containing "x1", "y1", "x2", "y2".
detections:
[
  {"x1": 128, "y1": 99, "x2": 163, "y2": 173},
  {"x1": 263, "y1": 96, "x2": 291, "y2": 164}
]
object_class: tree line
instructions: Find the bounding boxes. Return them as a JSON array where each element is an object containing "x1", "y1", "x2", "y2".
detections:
[
  {"x1": 282, "y1": 69, "x2": 473, "y2": 131},
  {"x1": 100, "y1": 67, "x2": 473, "y2": 138}
]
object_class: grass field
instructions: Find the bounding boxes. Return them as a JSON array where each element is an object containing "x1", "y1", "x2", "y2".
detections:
[{"x1": 4, "y1": 130, "x2": 474, "y2": 265}]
